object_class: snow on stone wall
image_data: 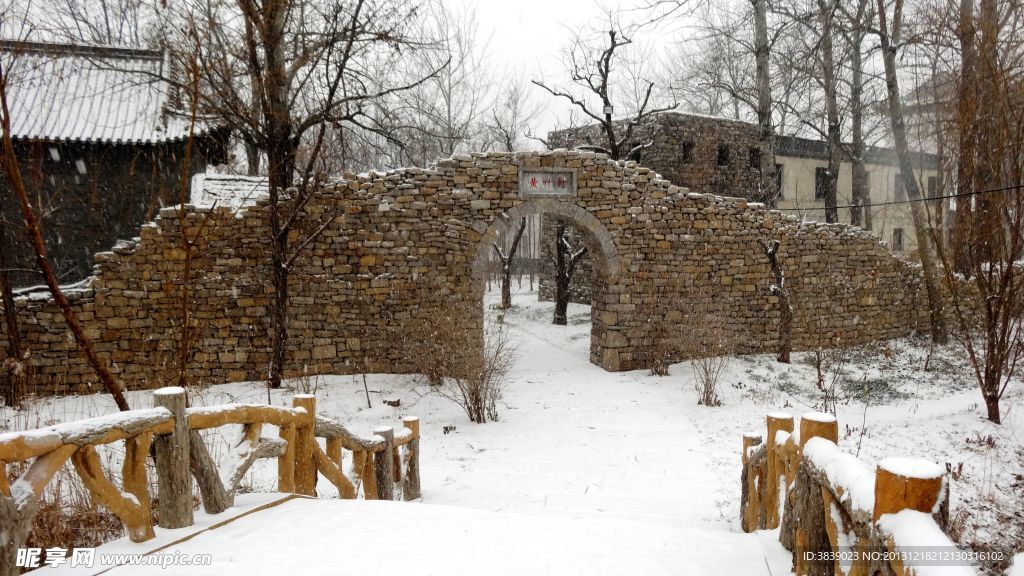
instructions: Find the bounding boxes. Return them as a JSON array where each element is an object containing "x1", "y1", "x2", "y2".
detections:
[{"x1": 0, "y1": 150, "x2": 927, "y2": 394}]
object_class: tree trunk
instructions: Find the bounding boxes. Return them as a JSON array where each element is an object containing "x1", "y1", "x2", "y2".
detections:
[
  {"x1": 972, "y1": 0, "x2": 1002, "y2": 264},
  {"x1": 753, "y1": 0, "x2": 777, "y2": 205},
  {"x1": 553, "y1": 222, "x2": 569, "y2": 325},
  {"x1": 848, "y1": 0, "x2": 870, "y2": 229},
  {"x1": 952, "y1": 0, "x2": 976, "y2": 274},
  {"x1": 494, "y1": 218, "x2": 526, "y2": 310},
  {"x1": 819, "y1": 0, "x2": 841, "y2": 224},
  {"x1": 0, "y1": 218, "x2": 24, "y2": 408},
  {"x1": 264, "y1": 1, "x2": 297, "y2": 390},
  {"x1": 876, "y1": 0, "x2": 948, "y2": 345},
  {"x1": 552, "y1": 221, "x2": 586, "y2": 326}
]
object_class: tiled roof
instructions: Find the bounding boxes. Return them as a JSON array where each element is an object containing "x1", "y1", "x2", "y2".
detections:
[
  {"x1": 776, "y1": 134, "x2": 939, "y2": 169},
  {"x1": 1, "y1": 40, "x2": 210, "y2": 144}
]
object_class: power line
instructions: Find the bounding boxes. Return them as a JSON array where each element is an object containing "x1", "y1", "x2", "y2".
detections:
[{"x1": 769, "y1": 183, "x2": 1023, "y2": 212}]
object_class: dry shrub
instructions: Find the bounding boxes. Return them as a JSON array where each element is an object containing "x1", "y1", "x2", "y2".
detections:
[
  {"x1": 679, "y1": 312, "x2": 734, "y2": 406},
  {"x1": 391, "y1": 304, "x2": 516, "y2": 423},
  {"x1": 15, "y1": 465, "x2": 124, "y2": 561},
  {"x1": 436, "y1": 323, "x2": 516, "y2": 423}
]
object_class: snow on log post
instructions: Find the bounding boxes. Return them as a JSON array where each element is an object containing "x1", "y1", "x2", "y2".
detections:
[
  {"x1": 799, "y1": 412, "x2": 838, "y2": 448},
  {"x1": 740, "y1": 433, "x2": 764, "y2": 532},
  {"x1": 152, "y1": 387, "x2": 193, "y2": 529},
  {"x1": 873, "y1": 458, "x2": 946, "y2": 522},
  {"x1": 764, "y1": 412, "x2": 794, "y2": 529},
  {"x1": 278, "y1": 423, "x2": 296, "y2": 493},
  {"x1": 373, "y1": 427, "x2": 395, "y2": 500},
  {"x1": 293, "y1": 395, "x2": 317, "y2": 496},
  {"x1": 402, "y1": 417, "x2": 421, "y2": 501}
]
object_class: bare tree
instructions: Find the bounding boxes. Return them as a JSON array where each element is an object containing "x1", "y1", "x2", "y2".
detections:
[
  {"x1": 390, "y1": 1, "x2": 490, "y2": 166},
  {"x1": 0, "y1": 215, "x2": 24, "y2": 407},
  {"x1": 758, "y1": 238, "x2": 792, "y2": 363},
  {"x1": 492, "y1": 217, "x2": 526, "y2": 310},
  {"x1": 174, "y1": 0, "x2": 442, "y2": 389},
  {"x1": 533, "y1": 14, "x2": 676, "y2": 160},
  {"x1": 875, "y1": 0, "x2": 948, "y2": 345},
  {"x1": 839, "y1": 0, "x2": 874, "y2": 229},
  {"x1": 752, "y1": 0, "x2": 779, "y2": 205},
  {"x1": 484, "y1": 74, "x2": 541, "y2": 153},
  {"x1": 552, "y1": 221, "x2": 587, "y2": 326}
]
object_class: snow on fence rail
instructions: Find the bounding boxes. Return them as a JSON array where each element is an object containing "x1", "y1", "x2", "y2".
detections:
[
  {"x1": 741, "y1": 412, "x2": 975, "y2": 576},
  {"x1": 0, "y1": 387, "x2": 421, "y2": 576}
]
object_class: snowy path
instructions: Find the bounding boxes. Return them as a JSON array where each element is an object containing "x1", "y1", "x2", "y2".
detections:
[
  {"x1": 422, "y1": 302, "x2": 730, "y2": 528},
  {"x1": 51, "y1": 293, "x2": 790, "y2": 575}
]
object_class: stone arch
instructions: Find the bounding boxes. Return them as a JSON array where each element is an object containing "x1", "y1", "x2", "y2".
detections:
[
  {"x1": 470, "y1": 198, "x2": 620, "y2": 282},
  {"x1": 469, "y1": 197, "x2": 624, "y2": 372}
]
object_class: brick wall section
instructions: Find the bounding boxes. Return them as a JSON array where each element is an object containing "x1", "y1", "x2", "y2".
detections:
[{"x1": 0, "y1": 150, "x2": 929, "y2": 395}]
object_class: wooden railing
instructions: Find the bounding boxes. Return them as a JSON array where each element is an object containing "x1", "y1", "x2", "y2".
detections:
[
  {"x1": 0, "y1": 387, "x2": 421, "y2": 576},
  {"x1": 741, "y1": 412, "x2": 974, "y2": 576}
]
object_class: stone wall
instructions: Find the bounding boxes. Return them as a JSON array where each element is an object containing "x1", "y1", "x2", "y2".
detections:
[{"x1": 0, "y1": 150, "x2": 927, "y2": 395}]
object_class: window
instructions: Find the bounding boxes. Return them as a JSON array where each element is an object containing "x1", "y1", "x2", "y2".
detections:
[
  {"x1": 892, "y1": 228, "x2": 904, "y2": 252},
  {"x1": 681, "y1": 142, "x2": 694, "y2": 164},
  {"x1": 894, "y1": 173, "x2": 906, "y2": 202},
  {"x1": 717, "y1": 144, "x2": 730, "y2": 166},
  {"x1": 775, "y1": 164, "x2": 784, "y2": 199},
  {"x1": 815, "y1": 167, "x2": 829, "y2": 200},
  {"x1": 927, "y1": 176, "x2": 938, "y2": 198},
  {"x1": 749, "y1": 147, "x2": 761, "y2": 169}
]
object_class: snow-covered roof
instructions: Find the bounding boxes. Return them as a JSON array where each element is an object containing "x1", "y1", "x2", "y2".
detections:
[
  {"x1": 190, "y1": 172, "x2": 268, "y2": 210},
  {"x1": 0, "y1": 40, "x2": 212, "y2": 144}
]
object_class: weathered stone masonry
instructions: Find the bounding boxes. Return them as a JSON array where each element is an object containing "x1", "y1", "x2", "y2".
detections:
[{"x1": 0, "y1": 151, "x2": 927, "y2": 394}]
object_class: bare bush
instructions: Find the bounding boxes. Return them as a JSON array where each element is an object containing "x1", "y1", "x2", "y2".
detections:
[
  {"x1": 390, "y1": 303, "x2": 516, "y2": 423},
  {"x1": 435, "y1": 323, "x2": 517, "y2": 424},
  {"x1": 679, "y1": 313, "x2": 733, "y2": 406}
]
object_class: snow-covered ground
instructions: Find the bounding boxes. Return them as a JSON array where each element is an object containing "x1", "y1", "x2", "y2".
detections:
[{"x1": 3, "y1": 284, "x2": 1022, "y2": 574}]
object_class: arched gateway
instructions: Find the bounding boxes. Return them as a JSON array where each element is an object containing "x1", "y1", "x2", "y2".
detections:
[{"x1": 0, "y1": 151, "x2": 928, "y2": 393}]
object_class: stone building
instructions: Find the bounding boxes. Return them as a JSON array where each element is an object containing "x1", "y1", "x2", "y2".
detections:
[
  {"x1": 549, "y1": 111, "x2": 940, "y2": 255},
  {"x1": 0, "y1": 40, "x2": 226, "y2": 287}
]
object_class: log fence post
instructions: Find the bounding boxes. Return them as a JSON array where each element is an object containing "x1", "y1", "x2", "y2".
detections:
[
  {"x1": 152, "y1": 387, "x2": 193, "y2": 529},
  {"x1": 764, "y1": 412, "x2": 794, "y2": 529},
  {"x1": 373, "y1": 427, "x2": 395, "y2": 500},
  {"x1": 402, "y1": 417, "x2": 421, "y2": 501},
  {"x1": 293, "y1": 395, "x2": 317, "y2": 496}
]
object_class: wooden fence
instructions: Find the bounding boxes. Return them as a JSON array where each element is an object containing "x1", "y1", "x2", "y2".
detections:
[
  {"x1": 741, "y1": 412, "x2": 974, "y2": 576},
  {"x1": 0, "y1": 387, "x2": 421, "y2": 576}
]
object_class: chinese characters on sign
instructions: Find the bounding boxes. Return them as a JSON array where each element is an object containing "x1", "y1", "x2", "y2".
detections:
[{"x1": 519, "y1": 170, "x2": 576, "y2": 197}]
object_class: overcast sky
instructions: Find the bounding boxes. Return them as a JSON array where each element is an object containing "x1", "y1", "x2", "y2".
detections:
[{"x1": 455, "y1": 0, "x2": 680, "y2": 139}]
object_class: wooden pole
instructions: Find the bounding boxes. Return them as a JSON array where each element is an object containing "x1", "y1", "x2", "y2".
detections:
[
  {"x1": 326, "y1": 437, "x2": 343, "y2": 467},
  {"x1": 764, "y1": 412, "x2": 794, "y2": 529},
  {"x1": 742, "y1": 433, "x2": 762, "y2": 466},
  {"x1": 152, "y1": 387, "x2": 193, "y2": 529},
  {"x1": 373, "y1": 426, "x2": 395, "y2": 500},
  {"x1": 402, "y1": 417, "x2": 421, "y2": 501},
  {"x1": 278, "y1": 424, "x2": 295, "y2": 493},
  {"x1": 799, "y1": 412, "x2": 839, "y2": 448},
  {"x1": 873, "y1": 458, "x2": 945, "y2": 522},
  {"x1": 293, "y1": 395, "x2": 317, "y2": 496}
]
